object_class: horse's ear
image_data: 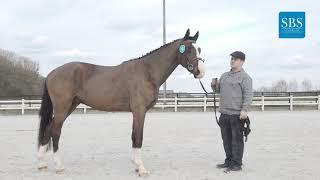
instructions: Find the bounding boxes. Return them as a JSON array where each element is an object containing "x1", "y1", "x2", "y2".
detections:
[
  {"x1": 193, "y1": 31, "x2": 199, "y2": 41},
  {"x1": 183, "y1": 29, "x2": 190, "y2": 40}
]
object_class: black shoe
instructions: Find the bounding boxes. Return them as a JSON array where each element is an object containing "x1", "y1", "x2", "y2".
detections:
[
  {"x1": 224, "y1": 165, "x2": 242, "y2": 173},
  {"x1": 216, "y1": 163, "x2": 229, "y2": 169}
]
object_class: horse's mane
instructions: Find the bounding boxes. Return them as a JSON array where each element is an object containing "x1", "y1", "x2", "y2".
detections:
[{"x1": 122, "y1": 39, "x2": 181, "y2": 63}]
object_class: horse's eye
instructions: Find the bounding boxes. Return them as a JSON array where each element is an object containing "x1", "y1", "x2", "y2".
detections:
[{"x1": 198, "y1": 47, "x2": 201, "y2": 54}]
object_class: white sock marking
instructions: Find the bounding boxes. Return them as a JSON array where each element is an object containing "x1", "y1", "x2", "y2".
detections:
[
  {"x1": 37, "y1": 144, "x2": 48, "y2": 169},
  {"x1": 54, "y1": 150, "x2": 64, "y2": 172}
]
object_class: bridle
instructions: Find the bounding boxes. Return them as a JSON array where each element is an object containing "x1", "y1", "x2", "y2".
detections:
[
  {"x1": 178, "y1": 43, "x2": 205, "y2": 72},
  {"x1": 186, "y1": 57, "x2": 205, "y2": 71}
]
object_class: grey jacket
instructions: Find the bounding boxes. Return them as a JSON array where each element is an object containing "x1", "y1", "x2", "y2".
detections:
[{"x1": 216, "y1": 68, "x2": 253, "y2": 115}]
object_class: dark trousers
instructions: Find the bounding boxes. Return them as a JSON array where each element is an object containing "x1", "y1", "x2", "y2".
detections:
[{"x1": 219, "y1": 114, "x2": 245, "y2": 166}]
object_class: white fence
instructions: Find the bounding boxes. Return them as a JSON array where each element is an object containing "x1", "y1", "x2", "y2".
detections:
[{"x1": 0, "y1": 95, "x2": 319, "y2": 114}]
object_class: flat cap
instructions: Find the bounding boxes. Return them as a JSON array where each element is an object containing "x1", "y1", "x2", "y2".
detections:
[{"x1": 230, "y1": 51, "x2": 246, "y2": 61}]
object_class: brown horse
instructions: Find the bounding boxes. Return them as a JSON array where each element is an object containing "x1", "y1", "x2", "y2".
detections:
[{"x1": 37, "y1": 29, "x2": 205, "y2": 176}]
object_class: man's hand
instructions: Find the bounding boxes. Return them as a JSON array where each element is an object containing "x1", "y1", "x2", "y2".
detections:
[
  {"x1": 239, "y1": 110, "x2": 248, "y2": 120},
  {"x1": 211, "y1": 78, "x2": 219, "y2": 91}
]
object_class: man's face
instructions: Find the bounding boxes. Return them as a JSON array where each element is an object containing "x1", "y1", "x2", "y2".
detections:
[{"x1": 230, "y1": 56, "x2": 244, "y2": 69}]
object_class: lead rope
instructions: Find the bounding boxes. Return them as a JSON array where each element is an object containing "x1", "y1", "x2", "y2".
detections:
[
  {"x1": 199, "y1": 80, "x2": 220, "y2": 126},
  {"x1": 199, "y1": 79, "x2": 252, "y2": 142}
]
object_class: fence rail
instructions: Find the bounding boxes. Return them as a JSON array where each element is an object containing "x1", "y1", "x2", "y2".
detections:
[{"x1": 0, "y1": 95, "x2": 319, "y2": 114}]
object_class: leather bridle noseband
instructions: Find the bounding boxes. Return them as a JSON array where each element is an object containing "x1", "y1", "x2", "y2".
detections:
[
  {"x1": 186, "y1": 57, "x2": 205, "y2": 71},
  {"x1": 178, "y1": 43, "x2": 205, "y2": 72}
]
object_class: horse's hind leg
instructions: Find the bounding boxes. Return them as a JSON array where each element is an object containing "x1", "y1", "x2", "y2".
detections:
[
  {"x1": 67, "y1": 97, "x2": 81, "y2": 117},
  {"x1": 50, "y1": 116, "x2": 66, "y2": 173},
  {"x1": 37, "y1": 126, "x2": 51, "y2": 170},
  {"x1": 51, "y1": 97, "x2": 80, "y2": 173},
  {"x1": 50, "y1": 99, "x2": 76, "y2": 173},
  {"x1": 37, "y1": 99, "x2": 78, "y2": 171},
  {"x1": 37, "y1": 115, "x2": 67, "y2": 172}
]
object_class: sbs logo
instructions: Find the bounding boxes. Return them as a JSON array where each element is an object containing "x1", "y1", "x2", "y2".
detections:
[{"x1": 279, "y1": 12, "x2": 305, "y2": 38}]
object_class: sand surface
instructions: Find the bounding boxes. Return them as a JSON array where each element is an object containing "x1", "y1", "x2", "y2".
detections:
[{"x1": 0, "y1": 111, "x2": 320, "y2": 180}]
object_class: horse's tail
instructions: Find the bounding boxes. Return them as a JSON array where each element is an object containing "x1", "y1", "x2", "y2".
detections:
[{"x1": 38, "y1": 80, "x2": 53, "y2": 150}]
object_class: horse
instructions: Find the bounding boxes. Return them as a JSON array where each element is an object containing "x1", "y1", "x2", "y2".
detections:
[{"x1": 37, "y1": 29, "x2": 205, "y2": 176}]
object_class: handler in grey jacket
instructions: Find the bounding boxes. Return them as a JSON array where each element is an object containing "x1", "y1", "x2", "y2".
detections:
[{"x1": 211, "y1": 51, "x2": 253, "y2": 172}]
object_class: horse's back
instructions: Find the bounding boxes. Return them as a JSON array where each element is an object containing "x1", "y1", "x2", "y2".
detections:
[
  {"x1": 45, "y1": 60, "x2": 156, "y2": 112},
  {"x1": 47, "y1": 61, "x2": 98, "y2": 86},
  {"x1": 48, "y1": 61, "x2": 133, "y2": 111}
]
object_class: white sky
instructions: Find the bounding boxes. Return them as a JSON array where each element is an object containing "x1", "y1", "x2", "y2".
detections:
[{"x1": 1, "y1": 0, "x2": 319, "y2": 92}]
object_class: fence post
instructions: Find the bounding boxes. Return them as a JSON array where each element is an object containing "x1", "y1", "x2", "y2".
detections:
[
  {"x1": 318, "y1": 95, "x2": 320, "y2": 110},
  {"x1": 162, "y1": 98, "x2": 165, "y2": 110},
  {"x1": 204, "y1": 96, "x2": 207, "y2": 112},
  {"x1": 261, "y1": 95, "x2": 265, "y2": 111},
  {"x1": 174, "y1": 96, "x2": 177, "y2": 112},
  {"x1": 290, "y1": 95, "x2": 293, "y2": 111},
  {"x1": 21, "y1": 99, "x2": 25, "y2": 115}
]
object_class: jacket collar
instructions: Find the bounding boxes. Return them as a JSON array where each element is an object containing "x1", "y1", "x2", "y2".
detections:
[{"x1": 229, "y1": 67, "x2": 243, "y2": 74}]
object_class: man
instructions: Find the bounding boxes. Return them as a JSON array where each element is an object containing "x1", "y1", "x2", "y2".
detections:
[{"x1": 211, "y1": 51, "x2": 253, "y2": 172}]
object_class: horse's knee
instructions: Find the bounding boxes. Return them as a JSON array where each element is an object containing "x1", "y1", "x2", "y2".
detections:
[
  {"x1": 133, "y1": 140, "x2": 143, "y2": 148},
  {"x1": 131, "y1": 110, "x2": 146, "y2": 148},
  {"x1": 132, "y1": 130, "x2": 143, "y2": 148}
]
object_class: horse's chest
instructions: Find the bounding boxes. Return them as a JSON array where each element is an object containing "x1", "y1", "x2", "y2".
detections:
[{"x1": 147, "y1": 97, "x2": 158, "y2": 109}]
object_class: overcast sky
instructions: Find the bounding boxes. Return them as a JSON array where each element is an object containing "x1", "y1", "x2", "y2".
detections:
[{"x1": 1, "y1": 0, "x2": 319, "y2": 92}]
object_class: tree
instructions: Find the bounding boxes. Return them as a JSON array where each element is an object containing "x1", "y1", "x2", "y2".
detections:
[
  {"x1": 256, "y1": 86, "x2": 271, "y2": 92},
  {"x1": 0, "y1": 48, "x2": 44, "y2": 97},
  {"x1": 301, "y1": 79, "x2": 312, "y2": 91},
  {"x1": 288, "y1": 79, "x2": 298, "y2": 92},
  {"x1": 271, "y1": 79, "x2": 288, "y2": 92}
]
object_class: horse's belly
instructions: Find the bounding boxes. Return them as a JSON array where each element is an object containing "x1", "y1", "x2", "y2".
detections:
[
  {"x1": 83, "y1": 96, "x2": 131, "y2": 111},
  {"x1": 79, "y1": 90, "x2": 131, "y2": 112}
]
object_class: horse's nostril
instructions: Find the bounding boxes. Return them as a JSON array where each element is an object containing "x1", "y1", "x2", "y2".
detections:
[{"x1": 197, "y1": 69, "x2": 200, "y2": 75}]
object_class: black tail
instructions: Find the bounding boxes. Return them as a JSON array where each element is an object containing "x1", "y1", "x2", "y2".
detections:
[{"x1": 38, "y1": 80, "x2": 53, "y2": 149}]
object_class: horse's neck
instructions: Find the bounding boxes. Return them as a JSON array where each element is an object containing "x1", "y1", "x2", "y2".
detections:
[{"x1": 144, "y1": 41, "x2": 180, "y2": 87}]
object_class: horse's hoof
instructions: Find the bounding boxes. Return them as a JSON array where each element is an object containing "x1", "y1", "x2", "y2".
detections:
[
  {"x1": 55, "y1": 168, "x2": 64, "y2": 174},
  {"x1": 131, "y1": 159, "x2": 139, "y2": 172},
  {"x1": 37, "y1": 163, "x2": 47, "y2": 170},
  {"x1": 55, "y1": 165, "x2": 65, "y2": 174},
  {"x1": 138, "y1": 169, "x2": 150, "y2": 177},
  {"x1": 38, "y1": 166, "x2": 47, "y2": 170}
]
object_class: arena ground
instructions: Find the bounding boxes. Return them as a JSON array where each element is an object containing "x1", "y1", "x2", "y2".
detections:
[{"x1": 0, "y1": 111, "x2": 319, "y2": 180}]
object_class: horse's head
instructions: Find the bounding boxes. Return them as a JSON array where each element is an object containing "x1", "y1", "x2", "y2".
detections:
[{"x1": 177, "y1": 29, "x2": 205, "y2": 79}]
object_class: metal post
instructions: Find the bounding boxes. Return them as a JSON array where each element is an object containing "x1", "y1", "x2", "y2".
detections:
[
  {"x1": 318, "y1": 95, "x2": 320, "y2": 110},
  {"x1": 162, "y1": 0, "x2": 167, "y2": 105},
  {"x1": 161, "y1": 99, "x2": 165, "y2": 110},
  {"x1": 174, "y1": 96, "x2": 177, "y2": 112},
  {"x1": 204, "y1": 95, "x2": 207, "y2": 112},
  {"x1": 290, "y1": 95, "x2": 293, "y2": 111},
  {"x1": 262, "y1": 95, "x2": 265, "y2": 111},
  {"x1": 21, "y1": 99, "x2": 25, "y2": 115}
]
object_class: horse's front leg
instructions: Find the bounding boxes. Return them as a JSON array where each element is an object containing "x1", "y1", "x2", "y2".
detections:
[{"x1": 131, "y1": 108, "x2": 150, "y2": 177}]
